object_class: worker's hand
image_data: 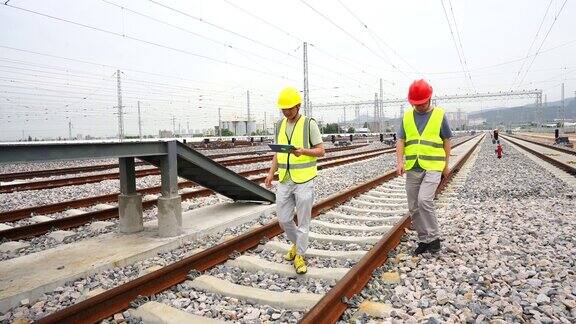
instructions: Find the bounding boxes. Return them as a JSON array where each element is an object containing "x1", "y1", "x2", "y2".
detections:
[
  {"x1": 442, "y1": 166, "x2": 450, "y2": 178},
  {"x1": 264, "y1": 173, "x2": 274, "y2": 188},
  {"x1": 292, "y1": 148, "x2": 305, "y2": 157},
  {"x1": 396, "y1": 164, "x2": 405, "y2": 176}
]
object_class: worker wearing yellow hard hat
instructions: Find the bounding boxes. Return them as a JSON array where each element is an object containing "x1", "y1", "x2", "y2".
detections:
[{"x1": 265, "y1": 86, "x2": 325, "y2": 274}]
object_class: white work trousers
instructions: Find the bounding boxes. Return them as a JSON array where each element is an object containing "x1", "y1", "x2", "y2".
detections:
[{"x1": 276, "y1": 179, "x2": 314, "y2": 255}]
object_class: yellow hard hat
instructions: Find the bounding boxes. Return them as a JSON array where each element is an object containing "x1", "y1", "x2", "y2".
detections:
[{"x1": 277, "y1": 87, "x2": 302, "y2": 109}]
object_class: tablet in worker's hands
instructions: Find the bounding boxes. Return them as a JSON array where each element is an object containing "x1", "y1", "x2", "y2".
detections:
[{"x1": 268, "y1": 144, "x2": 296, "y2": 153}]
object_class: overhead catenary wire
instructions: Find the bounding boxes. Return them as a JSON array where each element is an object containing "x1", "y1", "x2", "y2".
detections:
[
  {"x1": 510, "y1": 0, "x2": 553, "y2": 89},
  {"x1": 335, "y1": 0, "x2": 417, "y2": 78},
  {"x1": 440, "y1": 0, "x2": 475, "y2": 93},
  {"x1": 299, "y1": 0, "x2": 400, "y2": 73},
  {"x1": 447, "y1": 0, "x2": 476, "y2": 93},
  {"x1": 3, "y1": 3, "x2": 296, "y2": 81},
  {"x1": 515, "y1": 0, "x2": 569, "y2": 88}
]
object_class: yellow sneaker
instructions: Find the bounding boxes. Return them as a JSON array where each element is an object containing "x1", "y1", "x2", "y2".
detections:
[
  {"x1": 284, "y1": 244, "x2": 297, "y2": 261},
  {"x1": 294, "y1": 255, "x2": 307, "y2": 274}
]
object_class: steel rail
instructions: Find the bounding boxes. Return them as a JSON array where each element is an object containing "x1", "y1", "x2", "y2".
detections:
[
  {"x1": 0, "y1": 148, "x2": 393, "y2": 223},
  {"x1": 501, "y1": 135, "x2": 576, "y2": 175},
  {"x1": 0, "y1": 148, "x2": 393, "y2": 240},
  {"x1": 0, "y1": 144, "x2": 374, "y2": 193},
  {"x1": 300, "y1": 134, "x2": 483, "y2": 323},
  {"x1": 507, "y1": 134, "x2": 576, "y2": 156},
  {"x1": 0, "y1": 161, "x2": 148, "y2": 182},
  {"x1": 33, "y1": 159, "x2": 399, "y2": 324},
  {"x1": 0, "y1": 145, "x2": 370, "y2": 182},
  {"x1": 33, "y1": 135, "x2": 480, "y2": 324}
]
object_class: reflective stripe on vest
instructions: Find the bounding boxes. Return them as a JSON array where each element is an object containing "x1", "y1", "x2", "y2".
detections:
[
  {"x1": 276, "y1": 115, "x2": 317, "y2": 183},
  {"x1": 403, "y1": 107, "x2": 446, "y2": 171}
]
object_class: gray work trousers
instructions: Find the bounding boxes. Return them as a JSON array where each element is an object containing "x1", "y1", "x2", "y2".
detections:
[
  {"x1": 405, "y1": 170, "x2": 441, "y2": 243},
  {"x1": 276, "y1": 179, "x2": 314, "y2": 255}
]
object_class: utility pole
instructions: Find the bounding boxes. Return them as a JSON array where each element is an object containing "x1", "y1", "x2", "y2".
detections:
[
  {"x1": 137, "y1": 101, "x2": 142, "y2": 139},
  {"x1": 68, "y1": 120, "x2": 72, "y2": 140},
  {"x1": 561, "y1": 82, "x2": 565, "y2": 123},
  {"x1": 218, "y1": 107, "x2": 222, "y2": 136},
  {"x1": 379, "y1": 78, "x2": 384, "y2": 132},
  {"x1": 374, "y1": 93, "x2": 378, "y2": 132},
  {"x1": 171, "y1": 115, "x2": 176, "y2": 135},
  {"x1": 246, "y1": 90, "x2": 250, "y2": 135},
  {"x1": 116, "y1": 69, "x2": 124, "y2": 141},
  {"x1": 263, "y1": 111, "x2": 267, "y2": 133},
  {"x1": 303, "y1": 42, "x2": 310, "y2": 116},
  {"x1": 187, "y1": 121, "x2": 190, "y2": 135}
]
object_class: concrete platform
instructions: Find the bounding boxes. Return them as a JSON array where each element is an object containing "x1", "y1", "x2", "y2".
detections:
[
  {"x1": 0, "y1": 202, "x2": 274, "y2": 313},
  {"x1": 227, "y1": 255, "x2": 347, "y2": 281},
  {"x1": 190, "y1": 275, "x2": 322, "y2": 311},
  {"x1": 130, "y1": 301, "x2": 226, "y2": 324}
]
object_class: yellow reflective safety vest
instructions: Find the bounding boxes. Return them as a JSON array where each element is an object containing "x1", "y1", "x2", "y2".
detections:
[
  {"x1": 275, "y1": 115, "x2": 317, "y2": 183},
  {"x1": 403, "y1": 107, "x2": 446, "y2": 171}
]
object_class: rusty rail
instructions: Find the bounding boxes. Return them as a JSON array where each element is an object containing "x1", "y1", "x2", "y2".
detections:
[
  {"x1": 300, "y1": 134, "x2": 483, "y2": 323},
  {"x1": 0, "y1": 145, "x2": 376, "y2": 193},
  {"x1": 501, "y1": 135, "x2": 576, "y2": 175},
  {"x1": 0, "y1": 148, "x2": 393, "y2": 240},
  {"x1": 507, "y1": 134, "x2": 576, "y2": 156},
  {"x1": 34, "y1": 135, "x2": 480, "y2": 324},
  {"x1": 0, "y1": 148, "x2": 392, "y2": 224}
]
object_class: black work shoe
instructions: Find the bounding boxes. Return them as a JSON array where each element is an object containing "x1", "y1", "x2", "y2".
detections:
[
  {"x1": 427, "y1": 239, "x2": 441, "y2": 253},
  {"x1": 414, "y1": 242, "x2": 429, "y2": 255}
]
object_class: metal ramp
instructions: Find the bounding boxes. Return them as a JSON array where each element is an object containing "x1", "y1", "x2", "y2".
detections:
[
  {"x1": 140, "y1": 142, "x2": 275, "y2": 203},
  {"x1": 0, "y1": 140, "x2": 275, "y2": 237}
]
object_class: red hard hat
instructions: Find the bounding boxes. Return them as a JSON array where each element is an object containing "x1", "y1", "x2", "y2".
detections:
[{"x1": 408, "y1": 79, "x2": 433, "y2": 105}]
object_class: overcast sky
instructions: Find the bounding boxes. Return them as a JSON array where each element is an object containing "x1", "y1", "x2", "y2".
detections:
[{"x1": 1, "y1": 0, "x2": 575, "y2": 141}]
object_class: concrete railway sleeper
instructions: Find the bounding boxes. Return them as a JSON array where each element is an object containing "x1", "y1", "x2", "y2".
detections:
[{"x1": 28, "y1": 135, "x2": 482, "y2": 323}]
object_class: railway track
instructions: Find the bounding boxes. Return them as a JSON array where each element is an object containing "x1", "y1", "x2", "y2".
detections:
[
  {"x1": 0, "y1": 147, "x2": 396, "y2": 240},
  {"x1": 0, "y1": 144, "x2": 370, "y2": 183},
  {"x1": 34, "y1": 135, "x2": 482, "y2": 323},
  {"x1": 501, "y1": 135, "x2": 576, "y2": 175},
  {"x1": 0, "y1": 145, "x2": 382, "y2": 194}
]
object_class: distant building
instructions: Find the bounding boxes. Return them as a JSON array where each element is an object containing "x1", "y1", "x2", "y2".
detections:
[
  {"x1": 159, "y1": 130, "x2": 174, "y2": 138},
  {"x1": 445, "y1": 111, "x2": 468, "y2": 129},
  {"x1": 355, "y1": 127, "x2": 370, "y2": 133},
  {"x1": 219, "y1": 119, "x2": 256, "y2": 136}
]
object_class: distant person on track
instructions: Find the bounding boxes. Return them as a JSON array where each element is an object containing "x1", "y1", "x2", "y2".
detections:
[
  {"x1": 495, "y1": 143, "x2": 503, "y2": 159},
  {"x1": 396, "y1": 79, "x2": 453, "y2": 255},
  {"x1": 264, "y1": 87, "x2": 325, "y2": 274}
]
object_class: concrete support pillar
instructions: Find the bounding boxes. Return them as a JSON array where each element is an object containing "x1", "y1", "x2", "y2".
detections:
[
  {"x1": 158, "y1": 141, "x2": 182, "y2": 237},
  {"x1": 118, "y1": 194, "x2": 143, "y2": 233},
  {"x1": 118, "y1": 157, "x2": 143, "y2": 233},
  {"x1": 158, "y1": 196, "x2": 182, "y2": 237}
]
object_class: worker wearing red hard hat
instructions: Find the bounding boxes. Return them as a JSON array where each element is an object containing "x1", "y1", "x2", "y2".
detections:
[{"x1": 396, "y1": 79, "x2": 453, "y2": 255}]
